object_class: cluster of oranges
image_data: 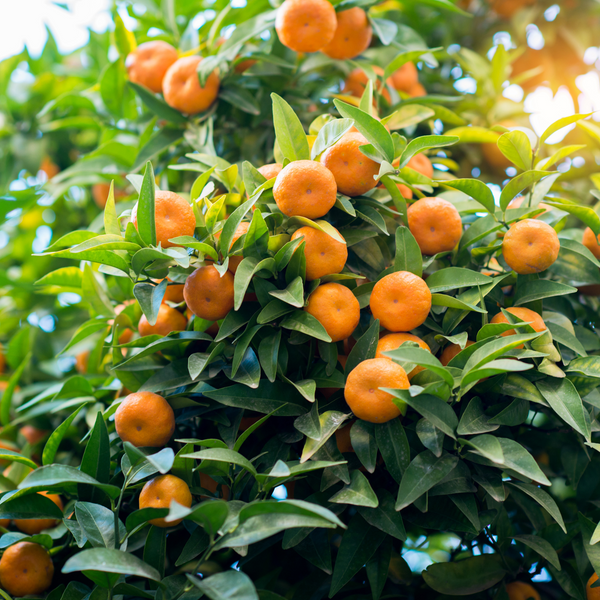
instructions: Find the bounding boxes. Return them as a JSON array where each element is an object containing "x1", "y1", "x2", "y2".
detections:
[{"x1": 126, "y1": 41, "x2": 220, "y2": 115}]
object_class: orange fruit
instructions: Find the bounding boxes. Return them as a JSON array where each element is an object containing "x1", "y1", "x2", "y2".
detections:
[
  {"x1": 139, "y1": 474, "x2": 192, "y2": 527},
  {"x1": 507, "y1": 196, "x2": 551, "y2": 216},
  {"x1": 370, "y1": 271, "x2": 431, "y2": 332},
  {"x1": 376, "y1": 333, "x2": 430, "y2": 379},
  {"x1": 216, "y1": 222, "x2": 250, "y2": 274},
  {"x1": 322, "y1": 8, "x2": 372, "y2": 60},
  {"x1": 161, "y1": 279, "x2": 185, "y2": 304},
  {"x1": 490, "y1": 307, "x2": 546, "y2": 348},
  {"x1": 343, "y1": 66, "x2": 391, "y2": 102},
  {"x1": 0, "y1": 542, "x2": 54, "y2": 597},
  {"x1": 14, "y1": 492, "x2": 63, "y2": 535},
  {"x1": 126, "y1": 40, "x2": 178, "y2": 93},
  {"x1": 20, "y1": 426, "x2": 47, "y2": 446},
  {"x1": 502, "y1": 219, "x2": 560, "y2": 274},
  {"x1": 115, "y1": 391, "x2": 175, "y2": 448},
  {"x1": 587, "y1": 573, "x2": 600, "y2": 600},
  {"x1": 0, "y1": 519, "x2": 8, "y2": 528},
  {"x1": 490, "y1": 0, "x2": 535, "y2": 18},
  {"x1": 321, "y1": 132, "x2": 380, "y2": 196},
  {"x1": 583, "y1": 227, "x2": 600, "y2": 260},
  {"x1": 345, "y1": 358, "x2": 409, "y2": 423},
  {"x1": 396, "y1": 184, "x2": 413, "y2": 199},
  {"x1": 407, "y1": 197, "x2": 463, "y2": 255},
  {"x1": 406, "y1": 153, "x2": 434, "y2": 179},
  {"x1": 138, "y1": 303, "x2": 187, "y2": 337},
  {"x1": 163, "y1": 55, "x2": 220, "y2": 115},
  {"x1": 273, "y1": 160, "x2": 337, "y2": 219},
  {"x1": 439, "y1": 340, "x2": 475, "y2": 366},
  {"x1": 75, "y1": 351, "x2": 89, "y2": 374},
  {"x1": 40, "y1": 156, "x2": 60, "y2": 180},
  {"x1": 275, "y1": 0, "x2": 337, "y2": 53},
  {"x1": 92, "y1": 183, "x2": 128, "y2": 209},
  {"x1": 389, "y1": 62, "x2": 419, "y2": 92},
  {"x1": 132, "y1": 190, "x2": 196, "y2": 248},
  {"x1": 409, "y1": 82, "x2": 426, "y2": 97},
  {"x1": 335, "y1": 423, "x2": 354, "y2": 453},
  {"x1": 506, "y1": 581, "x2": 540, "y2": 600},
  {"x1": 184, "y1": 265, "x2": 235, "y2": 321},
  {"x1": 305, "y1": 283, "x2": 361, "y2": 342},
  {"x1": 258, "y1": 163, "x2": 283, "y2": 180},
  {"x1": 291, "y1": 226, "x2": 347, "y2": 280}
]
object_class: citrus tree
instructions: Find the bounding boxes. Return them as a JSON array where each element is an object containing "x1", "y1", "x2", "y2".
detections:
[{"x1": 1, "y1": 1, "x2": 600, "y2": 600}]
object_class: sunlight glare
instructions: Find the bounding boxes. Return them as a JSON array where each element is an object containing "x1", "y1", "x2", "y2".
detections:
[{"x1": 525, "y1": 86, "x2": 575, "y2": 144}]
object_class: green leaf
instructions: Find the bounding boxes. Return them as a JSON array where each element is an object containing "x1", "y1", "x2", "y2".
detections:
[
  {"x1": 383, "y1": 347, "x2": 453, "y2": 389},
  {"x1": 358, "y1": 489, "x2": 406, "y2": 541},
  {"x1": 444, "y1": 179, "x2": 496, "y2": 214},
  {"x1": 301, "y1": 411, "x2": 348, "y2": 462},
  {"x1": 499, "y1": 170, "x2": 554, "y2": 212},
  {"x1": 395, "y1": 451, "x2": 458, "y2": 510},
  {"x1": 351, "y1": 421, "x2": 378, "y2": 473},
  {"x1": 271, "y1": 93, "x2": 310, "y2": 162},
  {"x1": 389, "y1": 392, "x2": 457, "y2": 439},
  {"x1": 182, "y1": 448, "x2": 257, "y2": 477},
  {"x1": 0, "y1": 352, "x2": 30, "y2": 426},
  {"x1": 514, "y1": 279, "x2": 577, "y2": 305},
  {"x1": 0, "y1": 493, "x2": 64, "y2": 520},
  {"x1": 280, "y1": 311, "x2": 332, "y2": 343},
  {"x1": 508, "y1": 481, "x2": 566, "y2": 533},
  {"x1": 579, "y1": 513, "x2": 600, "y2": 577},
  {"x1": 457, "y1": 397, "x2": 499, "y2": 435},
  {"x1": 497, "y1": 130, "x2": 532, "y2": 171},
  {"x1": 345, "y1": 318, "x2": 380, "y2": 377},
  {"x1": 42, "y1": 404, "x2": 87, "y2": 466},
  {"x1": 82, "y1": 265, "x2": 114, "y2": 317},
  {"x1": 136, "y1": 161, "x2": 156, "y2": 246},
  {"x1": 512, "y1": 534, "x2": 560, "y2": 570},
  {"x1": 540, "y1": 113, "x2": 592, "y2": 145},
  {"x1": 460, "y1": 434, "x2": 503, "y2": 464},
  {"x1": 426, "y1": 267, "x2": 492, "y2": 293},
  {"x1": 311, "y1": 118, "x2": 354, "y2": 160},
  {"x1": 394, "y1": 227, "x2": 422, "y2": 276},
  {"x1": 269, "y1": 276, "x2": 304, "y2": 308},
  {"x1": 129, "y1": 82, "x2": 187, "y2": 124},
  {"x1": 334, "y1": 99, "x2": 395, "y2": 163},
  {"x1": 422, "y1": 555, "x2": 505, "y2": 595},
  {"x1": 374, "y1": 420, "x2": 410, "y2": 483},
  {"x1": 543, "y1": 197, "x2": 600, "y2": 235},
  {"x1": 258, "y1": 330, "x2": 281, "y2": 383},
  {"x1": 75, "y1": 502, "x2": 122, "y2": 549},
  {"x1": 399, "y1": 135, "x2": 459, "y2": 168},
  {"x1": 133, "y1": 280, "x2": 168, "y2": 326},
  {"x1": 370, "y1": 17, "x2": 398, "y2": 45},
  {"x1": 166, "y1": 500, "x2": 229, "y2": 536},
  {"x1": 537, "y1": 378, "x2": 590, "y2": 440},
  {"x1": 62, "y1": 548, "x2": 161, "y2": 581},
  {"x1": 103, "y1": 181, "x2": 121, "y2": 237},
  {"x1": 329, "y1": 470, "x2": 378, "y2": 508},
  {"x1": 0, "y1": 448, "x2": 37, "y2": 470},
  {"x1": 186, "y1": 571, "x2": 258, "y2": 600}
]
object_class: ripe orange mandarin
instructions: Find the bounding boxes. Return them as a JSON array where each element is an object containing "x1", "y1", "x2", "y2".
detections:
[
  {"x1": 490, "y1": 0, "x2": 535, "y2": 18},
  {"x1": 583, "y1": 227, "x2": 600, "y2": 260},
  {"x1": 75, "y1": 351, "x2": 89, "y2": 374},
  {"x1": 0, "y1": 542, "x2": 54, "y2": 597},
  {"x1": 408, "y1": 82, "x2": 426, "y2": 97},
  {"x1": 490, "y1": 307, "x2": 546, "y2": 343},
  {"x1": 321, "y1": 132, "x2": 380, "y2": 197},
  {"x1": 275, "y1": 0, "x2": 337, "y2": 53},
  {"x1": 273, "y1": 160, "x2": 337, "y2": 219},
  {"x1": 345, "y1": 358, "x2": 409, "y2": 423},
  {"x1": 161, "y1": 279, "x2": 185, "y2": 304},
  {"x1": 115, "y1": 391, "x2": 175, "y2": 448},
  {"x1": 407, "y1": 197, "x2": 463, "y2": 255},
  {"x1": 406, "y1": 153, "x2": 434, "y2": 179},
  {"x1": 184, "y1": 264, "x2": 235, "y2": 322},
  {"x1": 439, "y1": 340, "x2": 475, "y2": 366},
  {"x1": 506, "y1": 581, "x2": 540, "y2": 600},
  {"x1": 139, "y1": 474, "x2": 193, "y2": 527},
  {"x1": 389, "y1": 62, "x2": 419, "y2": 92},
  {"x1": 322, "y1": 8, "x2": 372, "y2": 60},
  {"x1": 258, "y1": 163, "x2": 283, "y2": 180},
  {"x1": 14, "y1": 492, "x2": 63, "y2": 535},
  {"x1": 502, "y1": 219, "x2": 560, "y2": 274},
  {"x1": 370, "y1": 271, "x2": 431, "y2": 332},
  {"x1": 587, "y1": 573, "x2": 600, "y2": 600},
  {"x1": 163, "y1": 55, "x2": 220, "y2": 115},
  {"x1": 132, "y1": 190, "x2": 196, "y2": 248},
  {"x1": 126, "y1": 40, "x2": 178, "y2": 93},
  {"x1": 376, "y1": 333, "x2": 430, "y2": 379},
  {"x1": 20, "y1": 425, "x2": 47, "y2": 446},
  {"x1": 305, "y1": 283, "x2": 361, "y2": 343},
  {"x1": 343, "y1": 66, "x2": 390, "y2": 101},
  {"x1": 138, "y1": 303, "x2": 187, "y2": 337},
  {"x1": 291, "y1": 226, "x2": 347, "y2": 281},
  {"x1": 92, "y1": 182, "x2": 128, "y2": 209}
]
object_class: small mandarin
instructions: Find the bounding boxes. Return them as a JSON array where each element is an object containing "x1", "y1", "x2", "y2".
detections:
[
  {"x1": 583, "y1": 227, "x2": 600, "y2": 260},
  {"x1": 275, "y1": 0, "x2": 337, "y2": 53},
  {"x1": 184, "y1": 265, "x2": 235, "y2": 322},
  {"x1": 587, "y1": 573, "x2": 600, "y2": 600},
  {"x1": 14, "y1": 492, "x2": 63, "y2": 535},
  {"x1": 0, "y1": 542, "x2": 54, "y2": 597},
  {"x1": 407, "y1": 197, "x2": 463, "y2": 255},
  {"x1": 273, "y1": 160, "x2": 337, "y2": 219},
  {"x1": 258, "y1": 163, "x2": 283, "y2": 180},
  {"x1": 132, "y1": 190, "x2": 196, "y2": 248},
  {"x1": 397, "y1": 184, "x2": 413, "y2": 199},
  {"x1": 291, "y1": 226, "x2": 347, "y2": 281},
  {"x1": 115, "y1": 391, "x2": 175, "y2": 447},
  {"x1": 506, "y1": 581, "x2": 540, "y2": 600},
  {"x1": 75, "y1": 350, "x2": 89, "y2": 374},
  {"x1": 490, "y1": 0, "x2": 535, "y2": 18},
  {"x1": 138, "y1": 303, "x2": 188, "y2": 337},
  {"x1": 343, "y1": 66, "x2": 391, "y2": 102},
  {"x1": 345, "y1": 358, "x2": 409, "y2": 423},
  {"x1": 305, "y1": 283, "x2": 361, "y2": 343},
  {"x1": 389, "y1": 62, "x2": 419, "y2": 92},
  {"x1": 126, "y1": 40, "x2": 178, "y2": 93},
  {"x1": 20, "y1": 426, "x2": 47, "y2": 446},
  {"x1": 92, "y1": 182, "x2": 128, "y2": 209},
  {"x1": 406, "y1": 153, "x2": 434, "y2": 179},
  {"x1": 502, "y1": 219, "x2": 560, "y2": 274},
  {"x1": 322, "y1": 8, "x2": 372, "y2": 60},
  {"x1": 163, "y1": 56, "x2": 220, "y2": 115},
  {"x1": 321, "y1": 132, "x2": 380, "y2": 196},
  {"x1": 439, "y1": 340, "x2": 475, "y2": 366},
  {"x1": 409, "y1": 82, "x2": 427, "y2": 97},
  {"x1": 0, "y1": 519, "x2": 8, "y2": 528},
  {"x1": 490, "y1": 307, "x2": 546, "y2": 349},
  {"x1": 162, "y1": 279, "x2": 185, "y2": 304},
  {"x1": 370, "y1": 271, "x2": 432, "y2": 332},
  {"x1": 139, "y1": 474, "x2": 192, "y2": 527},
  {"x1": 376, "y1": 333, "x2": 430, "y2": 379}
]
